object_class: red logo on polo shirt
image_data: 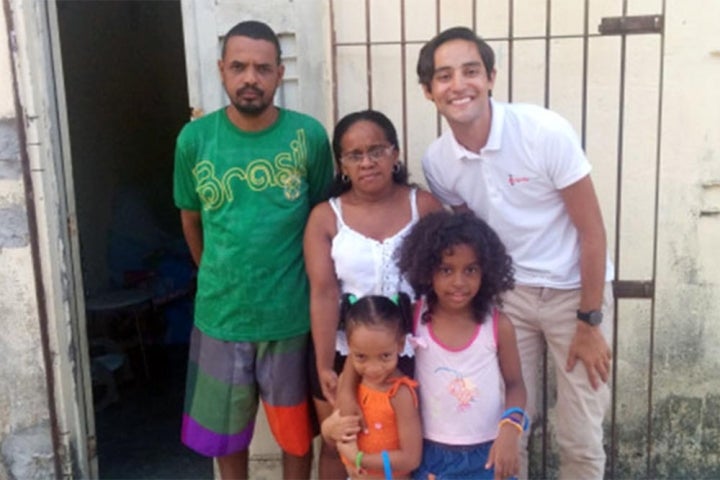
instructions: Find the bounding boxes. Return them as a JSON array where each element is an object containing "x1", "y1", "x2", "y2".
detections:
[{"x1": 508, "y1": 174, "x2": 530, "y2": 186}]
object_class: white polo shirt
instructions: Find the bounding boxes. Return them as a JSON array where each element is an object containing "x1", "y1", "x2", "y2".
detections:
[{"x1": 422, "y1": 99, "x2": 614, "y2": 288}]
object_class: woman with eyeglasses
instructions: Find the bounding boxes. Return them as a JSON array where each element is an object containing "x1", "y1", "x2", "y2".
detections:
[{"x1": 303, "y1": 110, "x2": 443, "y2": 479}]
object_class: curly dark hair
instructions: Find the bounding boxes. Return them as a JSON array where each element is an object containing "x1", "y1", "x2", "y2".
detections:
[
  {"x1": 397, "y1": 211, "x2": 514, "y2": 323},
  {"x1": 339, "y1": 293, "x2": 413, "y2": 341}
]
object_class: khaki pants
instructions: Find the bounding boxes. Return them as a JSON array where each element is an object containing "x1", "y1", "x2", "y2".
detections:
[{"x1": 501, "y1": 283, "x2": 613, "y2": 480}]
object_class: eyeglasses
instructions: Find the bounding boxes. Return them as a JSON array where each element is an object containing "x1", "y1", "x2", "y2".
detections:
[{"x1": 340, "y1": 145, "x2": 395, "y2": 164}]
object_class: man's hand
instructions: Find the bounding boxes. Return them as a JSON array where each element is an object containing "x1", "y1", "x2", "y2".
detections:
[
  {"x1": 566, "y1": 322, "x2": 612, "y2": 390},
  {"x1": 319, "y1": 368, "x2": 339, "y2": 405}
]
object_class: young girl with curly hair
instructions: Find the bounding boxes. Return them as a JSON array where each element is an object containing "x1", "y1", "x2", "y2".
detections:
[{"x1": 396, "y1": 210, "x2": 527, "y2": 480}]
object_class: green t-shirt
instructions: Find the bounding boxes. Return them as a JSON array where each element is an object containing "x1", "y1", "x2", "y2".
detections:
[{"x1": 173, "y1": 108, "x2": 333, "y2": 341}]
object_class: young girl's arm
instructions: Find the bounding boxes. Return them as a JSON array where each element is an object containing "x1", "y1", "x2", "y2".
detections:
[
  {"x1": 487, "y1": 312, "x2": 527, "y2": 479},
  {"x1": 336, "y1": 356, "x2": 363, "y2": 417},
  {"x1": 338, "y1": 383, "x2": 423, "y2": 476}
]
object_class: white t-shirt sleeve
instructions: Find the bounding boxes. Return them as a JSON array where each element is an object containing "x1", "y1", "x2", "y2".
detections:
[
  {"x1": 542, "y1": 113, "x2": 592, "y2": 190},
  {"x1": 422, "y1": 151, "x2": 466, "y2": 207}
]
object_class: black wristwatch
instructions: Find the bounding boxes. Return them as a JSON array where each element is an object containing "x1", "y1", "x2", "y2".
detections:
[{"x1": 576, "y1": 309, "x2": 603, "y2": 326}]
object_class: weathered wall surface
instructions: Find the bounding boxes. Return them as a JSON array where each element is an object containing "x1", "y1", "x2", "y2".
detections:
[
  {"x1": 645, "y1": 1, "x2": 720, "y2": 477},
  {"x1": 0, "y1": 4, "x2": 54, "y2": 480}
]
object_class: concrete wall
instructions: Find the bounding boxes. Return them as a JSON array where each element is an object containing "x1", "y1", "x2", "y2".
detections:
[
  {"x1": 645, "y1": 1, "x2": 720, "y2": 477},
  {"x1": 0, "y1": 3, "x2": 55, "y2": 480}
]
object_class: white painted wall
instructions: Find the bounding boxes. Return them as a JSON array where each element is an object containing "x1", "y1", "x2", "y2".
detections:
[
  {"x1": 0, "y1": 5, "x2": 12, "y2": 118},
  {"x1": 649, "y1": 2, "x2": 720, "y2": 474}
]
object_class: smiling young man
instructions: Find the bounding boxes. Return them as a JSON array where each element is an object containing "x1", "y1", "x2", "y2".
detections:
[
  {"x1": 173, "y1": 20, "x2": 333, "y2": 479},
  {"x1": 417, "y1": 27, "x2": 615, "y2": 479}
]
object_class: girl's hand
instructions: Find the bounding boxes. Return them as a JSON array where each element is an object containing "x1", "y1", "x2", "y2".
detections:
[
  {"x1": 486, "y1": 423, "x2": 521, "y2": 479},
  {"x1": 321, "y1": 409, "x2": 362, "y2": 443},
  {"x1": 336, "y1": 371, "x2": 367, "y2": 431},
  {"x1": 319, "y1": 368, "x2": 339, "y2": 405},
  {"x1": 336, "y1": 438, "x2": 359, "y2": 465}
]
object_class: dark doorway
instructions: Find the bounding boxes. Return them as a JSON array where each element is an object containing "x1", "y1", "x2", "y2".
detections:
[{"x1": 55, "y1": 1, "x2": 209, "y2": 478}]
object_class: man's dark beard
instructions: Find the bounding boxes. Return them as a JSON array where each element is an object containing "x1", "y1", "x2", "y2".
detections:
[
  {"x1": 232, "y1": 99, "x2": 271, "y2": 116},
  {"x1": 232, "y1": 86, "x2": 271, "y2": 116}
]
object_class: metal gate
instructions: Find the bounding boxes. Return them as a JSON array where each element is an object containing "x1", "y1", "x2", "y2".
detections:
[{"x1": 329, "y1": 1, "x2": 666, "y2": 477}]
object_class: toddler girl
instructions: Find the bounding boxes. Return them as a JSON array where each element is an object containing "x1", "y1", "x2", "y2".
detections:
[{"x1": 322, "y1": 294, "x2": 422, "y2": 479}]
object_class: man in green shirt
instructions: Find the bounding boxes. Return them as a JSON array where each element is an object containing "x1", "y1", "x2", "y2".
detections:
[{"x1": 174, "y1": 20, "x2": 333, "y2": 479}]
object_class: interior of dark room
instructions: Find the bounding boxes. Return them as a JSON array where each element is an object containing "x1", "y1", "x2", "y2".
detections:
[{"x1": 56, "y1": 1, "x2": 209, "y2": 477}]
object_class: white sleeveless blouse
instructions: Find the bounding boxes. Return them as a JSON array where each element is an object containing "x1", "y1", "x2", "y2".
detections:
[{"x1": 330, "y1": 188, "x2": 419, "y2": 356}]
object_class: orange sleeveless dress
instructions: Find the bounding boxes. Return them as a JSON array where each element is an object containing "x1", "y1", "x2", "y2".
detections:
[{"x1": 342, "y1": 376, "x2": 419, "y2": 476}]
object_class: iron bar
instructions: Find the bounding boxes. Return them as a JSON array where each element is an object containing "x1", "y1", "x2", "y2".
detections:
[
  {"x1": 365, "y1": 0, "x2": 372, "y2": 109},
  {"x1": 646, "y1": 0, "x2": 667, "y2": 476},
  {"x1": 400, "y1": 0, "x2": 408, "y2": 165}
]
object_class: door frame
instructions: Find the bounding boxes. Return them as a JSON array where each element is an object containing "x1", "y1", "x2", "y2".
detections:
[
  {"x1": 9, "y1": 0, "x2": 334, "y2": 476},
  {"x1": 9, "y1": 0, "x2": 95, "y2": 476}
]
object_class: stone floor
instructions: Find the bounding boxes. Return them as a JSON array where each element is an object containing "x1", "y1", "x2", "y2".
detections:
[{"x1": 95, "y1": 344, "x2": 213, "y2": 479}]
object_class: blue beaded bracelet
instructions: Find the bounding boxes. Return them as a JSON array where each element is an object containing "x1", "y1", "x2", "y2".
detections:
[
  {"x1": 381, "y1": 450, "x2": 392, "y2": 479},
  {"x1": 501, "y1": 407, "x2": 530, "y2": 431}
]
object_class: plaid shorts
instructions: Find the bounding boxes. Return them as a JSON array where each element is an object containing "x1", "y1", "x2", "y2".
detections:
[{"x1": 181, "y1": 327, "x2": 312, "y2": 457}]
